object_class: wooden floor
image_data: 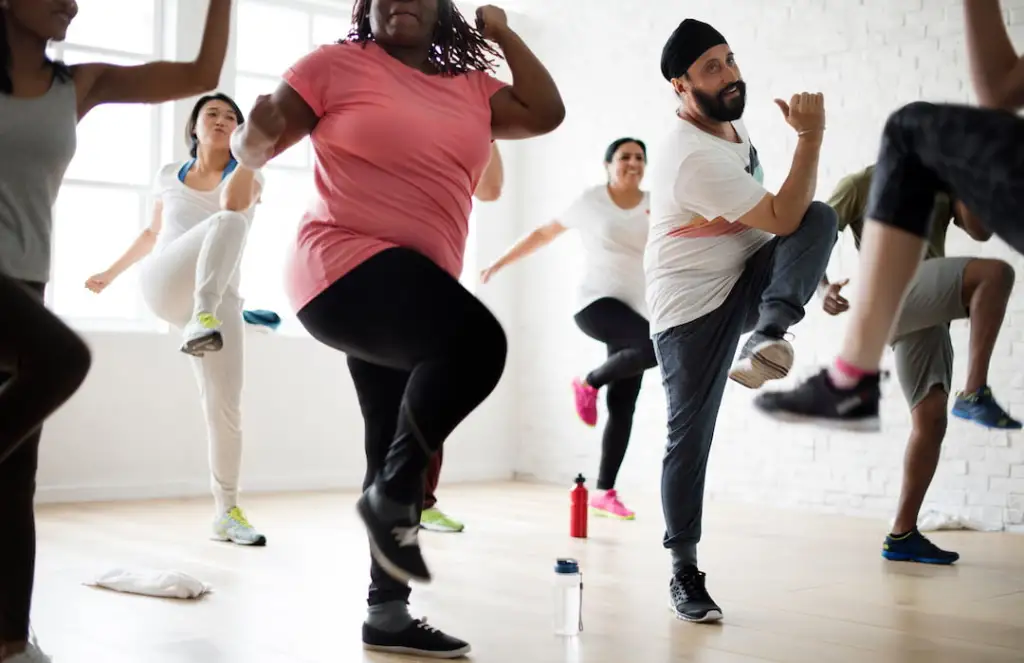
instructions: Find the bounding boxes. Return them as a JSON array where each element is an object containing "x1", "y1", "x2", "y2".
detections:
[{"x1": 31, "y1": 483, "x2": 1024, "y2": 662}]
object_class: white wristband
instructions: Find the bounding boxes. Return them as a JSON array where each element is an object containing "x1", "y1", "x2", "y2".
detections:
[{"x1": 230, "y1": 124, "x2": 274, "y2": 170}]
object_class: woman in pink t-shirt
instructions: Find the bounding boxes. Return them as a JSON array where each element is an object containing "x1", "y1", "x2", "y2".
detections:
[{"x1": 231, "y1": 0, "x2": 563, "y2": 657}]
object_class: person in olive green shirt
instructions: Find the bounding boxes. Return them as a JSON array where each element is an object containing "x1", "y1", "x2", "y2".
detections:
[{"x1": 818, "y1": 164, "x2": 1019, "y2": 565}]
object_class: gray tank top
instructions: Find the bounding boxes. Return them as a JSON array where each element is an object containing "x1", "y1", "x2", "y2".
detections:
[{"x1": 0, "y1": 77, "x2": 78, "y2": 283}]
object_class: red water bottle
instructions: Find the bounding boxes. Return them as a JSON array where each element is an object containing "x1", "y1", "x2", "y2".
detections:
[{"x1": 570, "y1": 474, "x2": 588, "y2": 539}]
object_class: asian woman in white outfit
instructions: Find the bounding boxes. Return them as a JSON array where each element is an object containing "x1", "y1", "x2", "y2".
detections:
[{"x1": 87, "y1": 93, "x2": 266, "y2": 545}]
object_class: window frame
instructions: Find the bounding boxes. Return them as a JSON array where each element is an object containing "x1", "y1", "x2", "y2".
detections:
[{"x1": 45, "y1": 1, "x2": 166, "y2": 331}]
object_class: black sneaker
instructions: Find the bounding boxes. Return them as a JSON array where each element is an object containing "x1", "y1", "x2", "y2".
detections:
[
  {"x1": 356, "y1": 490, "x2": 431, "y2": 584},
  {"x1": 669, "y1": 566, "x2": 723, "y2": 623},
  {"x1": 753, "y1": 368, "x2": 881, "y2": 431},
  {"x1": 882, "y1": 529, "x2": 959, "y2": 565},
  {"x1": 362, "y1": 619, "x2": 471, "y2": 659},
  {"x1": 728, "y1": 329, "x2": 794, "y2": 389}
]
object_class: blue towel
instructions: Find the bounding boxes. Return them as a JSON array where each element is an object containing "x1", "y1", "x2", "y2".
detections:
[{"x1": 243, "y1": 309, "x2": 282, "y2": 330}]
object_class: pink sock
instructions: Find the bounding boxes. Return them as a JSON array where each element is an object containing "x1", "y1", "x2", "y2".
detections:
[{"x1": 828, "y1": 357, "x2": 874, "y2": 389}]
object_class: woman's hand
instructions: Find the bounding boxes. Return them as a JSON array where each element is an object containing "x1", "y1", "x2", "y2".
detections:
[
  {"x1": 480, "y1": 264, "x2": 501, "y2": 284},
  {"x1": 85, "y1": 271, "x2": 116, "y2": 294},
  {"x1": 476, "y1": 5, "x2": 509, "y2": 41}
]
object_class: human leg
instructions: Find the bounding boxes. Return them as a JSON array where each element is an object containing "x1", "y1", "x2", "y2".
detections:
[
  {"x1": 296, "y1": 248, "x2": 507, "y2": 584},
  {"x1": 420, "y1": 447, "x2": 464, "y2": 533},
  {"x1": 589, "y1": 368, "x2": 643, "y2": 520},
  {"x1": 729, "y1": 201, "x2": 838, "y2": 388},
  {"x1": 572, "y1": 298, "x2": 657, "y2": 427},
  {"x1": 0, "y1": 277, "x2": 90, "y2": 659},
  {"x1": 755, "y1": 102, "x2": 1024, "y2": 428}
]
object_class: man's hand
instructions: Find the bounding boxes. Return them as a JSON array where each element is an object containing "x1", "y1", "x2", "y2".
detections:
[
  {"x1": 821, "y1": 278, "x2": 850, "y2": 316},
  {"x1": 774, "y1": 92, "x2": 826, "y2": 136}
]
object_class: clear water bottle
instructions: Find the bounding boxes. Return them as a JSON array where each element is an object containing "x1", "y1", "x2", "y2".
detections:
[{"x1": 553, "y1": 558, "x2": 583, "y2": 636}]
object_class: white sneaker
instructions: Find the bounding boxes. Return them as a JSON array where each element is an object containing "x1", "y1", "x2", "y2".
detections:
[
  {"x1": 180, "y1": 312, "x2": 223, "y2": 356},
  {"x1": 213, "y1": 506, "x2": 267, "y2": 546}
]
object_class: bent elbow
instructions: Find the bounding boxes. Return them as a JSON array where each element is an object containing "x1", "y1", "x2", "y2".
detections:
[{"x1": 475, "y1": 183, "x2": 502, "y2": 202}]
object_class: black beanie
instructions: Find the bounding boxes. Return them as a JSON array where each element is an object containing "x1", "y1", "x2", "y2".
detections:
[{"x1": 660, "y1": 19, "x2": 727, "y2": 81}]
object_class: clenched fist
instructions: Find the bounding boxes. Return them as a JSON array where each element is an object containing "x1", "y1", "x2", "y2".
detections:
[{"x1": 476, "y1": 5, "x2": 509, "y2": 41}]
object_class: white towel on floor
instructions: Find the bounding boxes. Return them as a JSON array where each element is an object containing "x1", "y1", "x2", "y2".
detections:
[{"x1": 87, "y1": 568, "x2": 211, "y2": 599}]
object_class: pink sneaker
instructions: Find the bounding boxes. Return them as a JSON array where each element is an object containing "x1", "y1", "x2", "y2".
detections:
[
  {"x1": 590, "y1": 489, "x2": 635, "y2": 520},
  {"x1": 572, "y1": 378, "x2": 598, "y2": 427}
]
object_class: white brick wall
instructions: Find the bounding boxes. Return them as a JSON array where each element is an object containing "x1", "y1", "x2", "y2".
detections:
[{"x1": 504, "y1": 0, "x2": 1024, "y2": 531}]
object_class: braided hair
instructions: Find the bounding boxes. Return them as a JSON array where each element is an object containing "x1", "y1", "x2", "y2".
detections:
[
  {"x1": 1, "y1": 8, "x2": 73, "y2": 95},
  {"x1": 344, "y1": 0, "x2": 502, "y2": 76}
]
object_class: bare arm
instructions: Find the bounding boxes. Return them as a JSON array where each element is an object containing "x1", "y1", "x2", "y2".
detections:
[
  {"x1": 475, "y1": 144, "x2": 504, "y2": 202},
  {"x1": 480, "y1": 8, "x2": 565, "y2": 140},
  {"x1": 231, "y1": 83, "x2": 318, "y2": 169},
  {"x1": 86, "y1": 201, "x2": 163, "y2": 292},
  {"x1": 964, "y1": 0, "x2": 1024, "y2": 110},
  {"x1": 737, "y1": 94, "x2": 825, "y2": 236},
  {"x1": 220, "y1": 167, "x2": 262, "y2": 212},
  {"x1": 73, "y1": 0, "x2": 231, "y2": 118},
  {"x1": 482, "y1": 221, "x2": 566, "y2": 280}
]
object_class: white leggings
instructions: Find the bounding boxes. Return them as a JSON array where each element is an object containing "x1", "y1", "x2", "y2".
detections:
[{"x1": 139, "y1": 210, "x2": 250, "y2": 515}]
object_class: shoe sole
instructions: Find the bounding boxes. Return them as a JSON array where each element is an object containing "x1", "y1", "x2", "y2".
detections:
[
  {"x1": 729, "y1": 340, "x2": 794, "y2": 389},
  {"x1": 420, "y1": 521, "x2": 465, "y2": 533},
  {"x1": 212, "y1": 534, "x2": 267, "y2": 547},
  {"x1": 363, "y1": 643, "x2": 472, "y2": 659},
  {"x1": 668, "y1": 600, "x2": 723, "y2": 623},
  {"x1": 755, "y1": 407, "x2": 881, "y2": 432},
  {"x1": 181, "y1": 331, "x2": 223, "y2": 356},
  {"x1": 951, "y1": 408, "x2": 1023, "y2": 430},
  {"x1": 882, "y1": 551, "x2": 958, "y2": 565},
  {"x1": 357, "y1": 497, "x2": 432, "y2": 585},
  {"x1": 590, "y1": 506, "x2": 635, "y2": 521}
]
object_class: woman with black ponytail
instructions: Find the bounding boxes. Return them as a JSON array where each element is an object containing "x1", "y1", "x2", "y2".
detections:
[
  {"x1": 480, "y1": 138, "x2": 656, "y2": 522},
  {"x1": 230, "y1": 0, "x2": 564, "y2": 657},
  {"x1": 0, "y1": 1, "x2": 233, "y2": 660}
]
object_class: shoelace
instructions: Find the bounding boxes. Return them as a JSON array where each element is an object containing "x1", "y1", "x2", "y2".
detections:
[
  {"x1": 415, "y1": 618, "x2": 439, "y2": 634},
  {"x1": 392, "y1": 525, "x2": 420, "y2": 547},
  {"x1": 227, "y1": 507, "x2": 254, "y2": 529},
  {"x1": 674, "y1": 570, "x2": 712, "y2": 603},
  {"x1": 197, "y1": 312, "x2": 221, "y2": 330}
]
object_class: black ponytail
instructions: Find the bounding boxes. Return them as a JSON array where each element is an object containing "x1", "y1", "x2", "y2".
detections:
[{"x1": 1, "y1": 9, "x2": 74, "y2": 96}]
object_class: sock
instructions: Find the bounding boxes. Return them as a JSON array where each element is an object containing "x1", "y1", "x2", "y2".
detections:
[
  {"x1": 828, "y1": 357, "x2": 874, "y2": 389},
  {"x1": 367, "y1": 483, "x2": 417, "y2": 523},
  {"x1": 671, "y1": 544, "x2": 698, "y2": 575},
  {"x1": 366, "y1": 600, "x2": 414, "y2": 632}
]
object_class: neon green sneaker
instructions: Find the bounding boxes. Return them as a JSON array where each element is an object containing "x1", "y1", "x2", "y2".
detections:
[
  {"x1": 213, "y1": 506, "x2": 267, "y2": 546},
  {"x1": 181, "y1": 311, "x2": 223, "y2": 356},
  {"x1": 420, "y1": 506, "x2": 465, "y2": 533}
]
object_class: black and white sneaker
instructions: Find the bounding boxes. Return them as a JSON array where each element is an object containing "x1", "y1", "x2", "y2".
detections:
[
  {"x1": 356, "y1": 490, "x2": 431, "y2": 584},
  {"x1": 753, "y1": 368, "x2": 881, "y2": 431},
  {"x1": 362, "y1": 619, "x2": 471, "y2": 659},
  {"x1": 669, "y1": 566, "x2": 722, "y2": 623},
  {"x1": 728, "y1": 329, "x2": 794, "y2": 389}
]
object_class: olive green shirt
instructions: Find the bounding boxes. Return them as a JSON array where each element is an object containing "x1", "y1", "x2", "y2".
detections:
[{"x1": 827, "y1": 164, "x2": 954, "y2": 261}]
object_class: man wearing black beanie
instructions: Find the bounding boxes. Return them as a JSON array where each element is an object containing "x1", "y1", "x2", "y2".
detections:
[{"x1": 644, "y1": 18, "x2": 839, "y2": 623}]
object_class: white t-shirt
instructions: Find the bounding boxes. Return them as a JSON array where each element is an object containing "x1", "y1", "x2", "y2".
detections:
[
  {"x1": 560, "y1": 185, "x2": 650, "y2": 318},
  {"x1": 644, "y1": 119, "x2": 772, "y2": 334},
  {"x1": 152, "y1": 161, "x2": 264, "y2": 249}
]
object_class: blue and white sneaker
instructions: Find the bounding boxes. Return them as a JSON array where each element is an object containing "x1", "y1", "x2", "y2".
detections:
[{"x1": 952, "y1": 386, "x2": 1021, "y2": 430}]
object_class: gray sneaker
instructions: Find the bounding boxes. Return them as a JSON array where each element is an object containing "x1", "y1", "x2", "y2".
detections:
[
  {"x1": 213, "y1": 506, "x2": 267, "y2": 546},
  {"x1": 728, "y1": 330, "x2": 793, "y2": 389}
]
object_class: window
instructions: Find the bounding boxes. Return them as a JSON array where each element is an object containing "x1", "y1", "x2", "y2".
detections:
[
  {"x1": 47, "y1": 0, "x2": 163, "y2": 327},
  {"x1": 233, "y1": 0, "x2": 351, "y2": 334}
]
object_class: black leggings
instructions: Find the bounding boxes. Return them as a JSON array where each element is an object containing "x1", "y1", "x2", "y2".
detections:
[
  {"x1": 0, "y1": 273, "x2": 91, "y2": 641},
  {"x1": 869, "y1": 101, "x2": 1024, "y2": 254},
  {"x1": 574, "y1": 298, "x2": 658, "y2": 491},
  {"x1": 296, "y1": 247, "x2": 507, "y2": 606}
]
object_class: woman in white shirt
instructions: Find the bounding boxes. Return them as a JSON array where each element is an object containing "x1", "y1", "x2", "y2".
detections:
[
  {"x1": 86, "y1": 93, "x2": 266, "y2": 546},
  {"x1": 480, "y1": 138, "x2": 655, "y2": 520}
]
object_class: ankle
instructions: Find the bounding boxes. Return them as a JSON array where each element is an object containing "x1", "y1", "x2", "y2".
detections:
[
  {"x1": 828, "y1": 357, "x2": 876, "y2": 389},
  {"x1": 961, "y1": 382, "x2": 986, "y2": 396}
]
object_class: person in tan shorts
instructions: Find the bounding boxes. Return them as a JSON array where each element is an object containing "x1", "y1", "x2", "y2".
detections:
[{"x1": 818, "y1": 164, "x2": 1019, "y2": 565}]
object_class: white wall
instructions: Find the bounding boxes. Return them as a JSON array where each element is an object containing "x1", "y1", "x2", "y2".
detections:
[
  {"x1": 507, "y1": 0, "x2": 1024, "y2": 531},
  {"x1": 36, "y1": 0, "x2": 536, "y2": 503}
]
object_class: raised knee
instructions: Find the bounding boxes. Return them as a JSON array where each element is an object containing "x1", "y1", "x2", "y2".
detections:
[
  {"x1": 968, "y1": 258, "x2": 1015, "y2": 298},
  {"x1": 886, "y1": 101, "x2": 937, "y2": 137},
  {"x1": 212, "y1": 210, "x2": 248, "y2": 231},
  {"x1": 476, "y1": 314, "x2": 508, "y2": 389}
]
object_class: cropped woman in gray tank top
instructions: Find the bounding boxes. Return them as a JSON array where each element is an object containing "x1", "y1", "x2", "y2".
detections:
[{"x1": 0, "y1": 1, "x2": 234, "y2": 660}]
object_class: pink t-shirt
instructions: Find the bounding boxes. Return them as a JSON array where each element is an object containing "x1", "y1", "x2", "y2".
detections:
[{"x1": 282, "y1": 41, "x2": 508, "y2": 311}]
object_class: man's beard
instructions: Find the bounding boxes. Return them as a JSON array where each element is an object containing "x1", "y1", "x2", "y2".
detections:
[{"x1": 692, "y1": 80, "x2": 747, "y2": 122}]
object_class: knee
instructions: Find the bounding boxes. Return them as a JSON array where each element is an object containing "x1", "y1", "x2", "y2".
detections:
[
  {"x1": 912, "y1": 387, "x2": 948, "y2": 440},
  {"x1": 211, "y1": 210, "x2": 249, "y2": 234},
  {"x1": 966, "y1": 258, "x2": 1015, "y2": 302},
  {"x1": 984, "y1": 259, "x2": 1015, "y2": 294},
  {"x1": 797, "y1": 200, "x2": 839, "y2": 247},
  {"x1": 607, "y1": 382, "x2": 641, "y2": 417},
  {"x1": 471, "y1": 312, "x2": 508, "y2": 392},
  {"x1": 884, "y1": 101, "x2": 937, "y2": 141}
]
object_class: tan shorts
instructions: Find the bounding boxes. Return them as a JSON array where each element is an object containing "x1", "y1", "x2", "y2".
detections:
[{"x1": 889, "y1": 257, "x2": 972, "y2": 408}]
